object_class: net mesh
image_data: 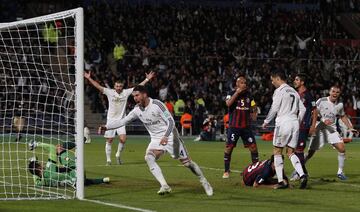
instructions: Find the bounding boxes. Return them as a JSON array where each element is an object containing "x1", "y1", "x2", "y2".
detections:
[{"x1": 0, "y1": 9, "x2": 81, "y2": 200}]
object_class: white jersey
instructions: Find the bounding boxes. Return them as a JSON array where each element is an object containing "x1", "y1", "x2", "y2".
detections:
[
  {"x1": 106, "y1": 98, "x2": 175, "y2": 139},
  {"x1": 264, "y1": 83, "x2": 306, "y2": 125},
  {"x1": 103, "y1": 87, "x2": 134, "y2": 120},
  {"x1": 315, "y1": 97, "x2": 344, "y2": 132}
]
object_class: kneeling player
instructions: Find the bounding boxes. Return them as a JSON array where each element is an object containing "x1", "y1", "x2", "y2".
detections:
[{"x1": 242, "y1": 155, "x2": 288, "y2": 189}]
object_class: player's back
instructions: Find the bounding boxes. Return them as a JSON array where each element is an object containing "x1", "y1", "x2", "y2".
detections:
[
  {"x1": 242, "y1": 160, "x2": 272, "y2": 186},
  {"x1": 274, "y1": 84, "x2": 301, "y2": 123}
]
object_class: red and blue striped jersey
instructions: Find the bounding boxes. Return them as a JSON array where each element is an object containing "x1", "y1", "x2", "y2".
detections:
[
  {"x1": 299, "y1": 89, "x2": 315, "y2": 130},
  {"x1": 242, "y1": 159, "x2": 274, "y2": 186},
  {"x1": 226, "y1": 90, "x2": 255, "y2": 129}
]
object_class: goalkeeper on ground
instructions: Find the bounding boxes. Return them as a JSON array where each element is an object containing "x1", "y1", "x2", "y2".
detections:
[{"x1": 27, "y1": 141, "x2": 109, "y2": 187}]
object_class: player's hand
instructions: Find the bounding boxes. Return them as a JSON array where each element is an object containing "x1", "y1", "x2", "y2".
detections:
[
  {"x1": 262, "y1": 122, "x2": 268, "y2": 129},
  {"x1": 97, "y1": 125, "x2": 107, "y2": 134},
  {"x1": 146, "y1": 71, "x2": 155, "y2": 81},
  {"x1": 159, "y1": 137, "x2": 168, "y2": 146},
  {"x1": 84, "y1": 71, "x2": 91, "y2": 79}
]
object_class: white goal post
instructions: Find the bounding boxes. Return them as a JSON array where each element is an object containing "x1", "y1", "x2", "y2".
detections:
[{"x1": 0, "y1": 8, "x2": 84, "y2": 200}]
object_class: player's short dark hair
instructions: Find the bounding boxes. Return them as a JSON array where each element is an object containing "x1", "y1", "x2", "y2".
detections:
[
  {"x1": 114, "y1": 80, "x2": 124, "y2": 85},
  {"x1": 330, "y1": 85, "x2": 341, "y2": 91},
  {"x1": 271, "y1": 70, "x2": 286, "y2": 81},
  {"x1": 296, "y1": 73, "x2": 308, "y2": 83},
  {"x1": 133, "y1": 85, "x2": 149, "y2": 95}
]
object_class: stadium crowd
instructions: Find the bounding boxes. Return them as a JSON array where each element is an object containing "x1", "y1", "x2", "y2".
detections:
[{"x1": 83, "y1": 1, "x2": 360, "y2": 126}]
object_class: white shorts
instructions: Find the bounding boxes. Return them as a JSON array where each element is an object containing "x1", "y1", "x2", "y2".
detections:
[
  {"x1": 308, "y1": 128, "x2": 343, "y2": 151},
  {"x1": 104, "y1": 126, "x2": 126, "y2": 138},
  {"x1": 146, "y1": 130, "x2": 189, "y2": 160},
  {"x1": 273, "y1": 120, "x2": 299, "y2": 149}
]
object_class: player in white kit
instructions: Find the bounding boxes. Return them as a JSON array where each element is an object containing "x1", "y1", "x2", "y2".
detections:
[
  {"x1": 84, "y1": 71, "x2": 155, "y2": 165},
  {"x1": 306, "y1": 86, "x2": 358, "y2": 180},
  {"x1": 262, "y1": 70, "x2": 308, "y2": 189},
  {"x1": 104, "y1": 85, "x2": 213, "y2": 196}
]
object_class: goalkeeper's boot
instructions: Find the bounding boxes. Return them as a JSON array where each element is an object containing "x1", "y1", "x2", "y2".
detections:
[
  {"x1": 337, "y1": 173, "x2": 348, "y2": 181},
  {"x1": 157, "y1": 185, "x2": 172, "y2": 195},
  {"x1": 299, "y1": 174, "x2": 308, "y2": 189},
  {"x1": 200, "y1": 178, "x2": 213, "y2": 196},
  {"x1": 28, "y1": 140, "x2": 38, "y2": 151},
  {"x1": 103, "y1": 177, "x2": 110, "y2": 183}
]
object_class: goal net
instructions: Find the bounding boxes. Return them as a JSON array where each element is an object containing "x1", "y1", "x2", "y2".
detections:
[{"x1": 0, "y1": 8, "x2": 84, "y2": 200}]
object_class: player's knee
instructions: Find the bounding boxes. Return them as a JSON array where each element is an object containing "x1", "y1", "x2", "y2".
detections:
[
  {"x1": 144, "y1": 151, "x2": 156, "y2": 162},
  {"x1": 225, "y1": 144, "x2": 234, "y2": 153},
  {"x1": 248, "y1": 143, "x2": 257, "y2": 152},
  {"x1": 181, "y1": 158, "x2": 191, "y2": 167}
]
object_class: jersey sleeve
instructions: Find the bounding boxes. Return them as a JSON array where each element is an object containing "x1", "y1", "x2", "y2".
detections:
[
  {"x1": 225, "y1": 91, "x2": 234, "y2": 101},
  {"x1": 254, "y1": 160, "x2": 273, "y2": 185},
  {"x1": 124, "y1": 88, "x2": 134, "y2": 97},
  {"x1": 102, "y1": 87, "x2": 112, "y2": 96},
  {"x1": 337, "y1": 102, "x2": 345, "y2": 116},
  {"x1": 264, "y1": 90, "x2": 281, "y2": 124},
  {"x1": 106, "y1": 108, "x2": 138, "y2": 129}
]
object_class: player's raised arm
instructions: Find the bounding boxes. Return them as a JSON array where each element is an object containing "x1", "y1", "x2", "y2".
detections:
[
  {"x1": 138, "y1": 71, "x2": 156, "y2": 86},
  {"x1": 84, "y1": 71, "x2": 104, "y2": 93},
  {"x1": 106, "y1": 109, "x2": 138, "y2": 130},
  {"x1": 225, "y1": 88, "x2": 243, "y2": 107}
]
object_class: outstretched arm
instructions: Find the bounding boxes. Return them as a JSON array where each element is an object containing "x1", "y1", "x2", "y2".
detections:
[
  {"x1": 106, "y1": 109, "x2": 138, "y2": 130},
  {"x1": 138, "y1": 71, "x2": 156, "y2": 86},
  {"x1": 84, "y1": 71, "x2": 104, "y2": 93}
]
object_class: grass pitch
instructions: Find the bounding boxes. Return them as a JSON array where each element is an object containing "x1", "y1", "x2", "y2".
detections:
[{"x1": 1, "y1": 136, "x2": 360, "y2": 212}]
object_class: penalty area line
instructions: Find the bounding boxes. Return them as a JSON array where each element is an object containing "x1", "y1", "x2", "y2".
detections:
[{"x1": 82, "y1": 198, "x2": 157, "y2": 212}]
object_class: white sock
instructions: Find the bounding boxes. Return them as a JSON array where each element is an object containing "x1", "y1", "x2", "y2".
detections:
[
  {"x1": 289, "y1": 153, "x2": 304, "y2": 177},
  {"x1": 105, "y1": 142, "x2": 112, "y2": 162},
  {"x1": 145, "y1": 153, "x2": 168, "y2": 187},
  {"x1": 337, "y1": 152, "x2": 345, "y2": 174},
  {"x1": 274, "y1": 155, "x2": 284, "y2": 183},
  {"x1": 186, "y1": 161, "x2": 205, "y2": 180},
  {"x1": 116, "y1": 142, "x2": 125, "y2": 158}
]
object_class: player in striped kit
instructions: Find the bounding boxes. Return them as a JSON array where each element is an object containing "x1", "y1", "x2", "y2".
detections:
[
  {"x1": 223, "y1": 74, "x2": 259, "y2": 179},
  {"x1": 104, "y1": 85, "x2": 213, "y2": 196},
  {"x1": 290, "y1": 73, "x2": 315, "y2": 181},
  {"x1": 262, "y1": 70, "x2": 308, "y2": 189},
  {"x1": 84, "y1": 71, "x2": 154, "y2": 165}
]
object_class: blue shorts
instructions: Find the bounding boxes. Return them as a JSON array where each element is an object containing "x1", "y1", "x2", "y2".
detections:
[
  {"x1": 296, "y1": 129, "x2": 310, "y2": 151},
  {"x1": 226, "y1": 128, "x2": 256, "y2": 148}
]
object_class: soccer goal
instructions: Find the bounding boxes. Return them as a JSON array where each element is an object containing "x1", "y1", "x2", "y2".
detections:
[{"x1": 0, "y1": 8, "x2": 84, "y2": 200}]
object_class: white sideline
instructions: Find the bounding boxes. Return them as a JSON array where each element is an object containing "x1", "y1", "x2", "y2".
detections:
[{"x1": 82, "y1": 198, "x2": 156, "y2": 212}]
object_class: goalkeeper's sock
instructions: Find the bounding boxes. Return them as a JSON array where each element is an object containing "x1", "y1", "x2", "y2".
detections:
[
  {"x1": 145, "y1": 152, "x2": 168, "y2": 187},
  {"x1": 337, "y1": 152, "x2": 345, "y2": 174},
  {"x1": 105, "y1": 142, "x2": 112, "y2": 163},
  {"x1": 289, "y1": 153, "x2": 304, "y2": 177},
  {"x1": 274, "y1": 154, "x2": 284, "y2": 183},
  {"x1": 224, "y1": 152, "x2": 231, "y2": 172}
]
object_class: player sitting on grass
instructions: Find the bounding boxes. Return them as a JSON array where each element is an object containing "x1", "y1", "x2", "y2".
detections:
[
  {"x1": 28, "y1": 141, "x2": 109, "y2": 187},
  {"x1": 242, "y1": 155, "x2": 289, "y2": 188}
]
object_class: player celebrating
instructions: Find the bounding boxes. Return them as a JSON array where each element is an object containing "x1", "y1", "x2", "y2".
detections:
[
  {"x1": 103, "y1": 85, "x2": 213, "y2": 196},
  {"x1": 242, "y1": 155, "x2": 289, "y2": 188},
  {"x1": 223, "y1": 74, "x2": 259, "y2": 179},
  {"x1": 306, "y1": 86, "x2": 358, "y2": 180},
  {"x1": 262, "y1": 70, "x2": 308, "y2": 189},
  {"x1": 84, "y1": 71, "x2": 155, "y2": 165},
  {"x1": 290, "y1": 73, "x2": 315, "y2": 181}
]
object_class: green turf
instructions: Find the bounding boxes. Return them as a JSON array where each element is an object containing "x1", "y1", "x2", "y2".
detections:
[{"x1": 1, "y1": 136, "x2": 360, "y2": 212}]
